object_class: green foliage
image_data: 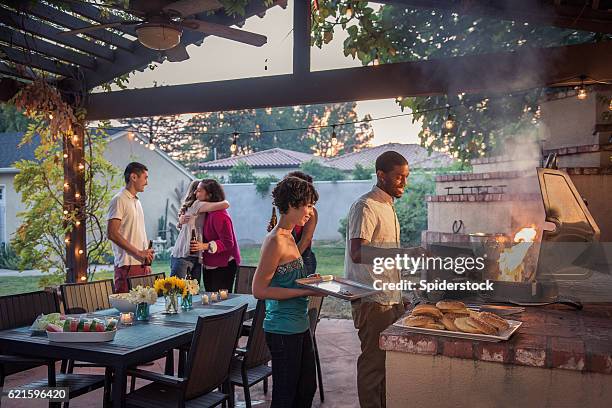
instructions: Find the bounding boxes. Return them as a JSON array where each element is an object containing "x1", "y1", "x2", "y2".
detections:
[
  {"x1": 11, "y1": 123, "x2": 120, "y2": 284},
  {"x1": 352, "y1": 163, "x2": 374, "y2": 180},
  {"x1": 228, "y1": 161, "x2": 256, "y2": 183},
  {"x1": 300, "y1": 160, "x2": 346, "y2": 181},
  {"x1": 0, "y1": 103, "x2": 32, "y2": 132},
  {"x1": 0, "y1": 244, "x2": 34, "y2": 270},
  {"x1": 311, "y1": 2, "x2": 609, "y2": 161},
  {"x1": 338, "y1": 216, "x2": 348, "y2": 240},
  {"x1": 255, "y1": 175, "x2": 279, "y2": 198}
]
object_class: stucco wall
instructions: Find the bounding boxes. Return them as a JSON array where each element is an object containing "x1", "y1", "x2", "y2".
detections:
[
  {"x1": 205, "y1": 167, "x2": 300, "y2": 181},
  {"x1": 104, "y1": 134, "x2": 194, "y2": 242},
  {"x1": 0, "y1": 171, "x2": 24, "y2": 245},
  {"x1": 386, "y1": 351, "x2": 612, "y2": 408},
  {"x1": 222, "y1": 179, "x2": 374, "y2": 244}
]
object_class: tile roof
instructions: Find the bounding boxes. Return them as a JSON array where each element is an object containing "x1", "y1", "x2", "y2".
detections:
[
  {"x1": 0, "y1": 132, "x2": 40, "y2": 168},
  {"x1": 199, "y1": 148, "x2": 321, "y2": 170},
  {"x1": 325, "y1": 143, "x2": 454, "y2": 171}
]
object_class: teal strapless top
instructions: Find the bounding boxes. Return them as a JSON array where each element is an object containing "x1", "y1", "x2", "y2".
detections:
[{"x1": 263, "y1": 257, "x2": 309, "y2": 335}]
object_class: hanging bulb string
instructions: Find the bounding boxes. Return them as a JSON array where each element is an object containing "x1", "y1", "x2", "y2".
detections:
[{"x1": 101, "y1": 76, "x2": 600, "y2": 138}]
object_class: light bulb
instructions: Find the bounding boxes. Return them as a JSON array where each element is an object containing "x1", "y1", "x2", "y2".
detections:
[
  {"x1": 72, "y1": 135, "x2": 78, "y2": 143},
  {"x1": 331, "y1": 125, "x2": 338, "y2": 146},
  {"x1": 345, "y1": 4, "x2": 353, "y2": 18},
  {"x1": 230, "y1": 142, "x2": 237, "y2": 153},
  {"x1": 577, "y1": 86, "x2": 587, "y2": 100},
  {"x1": 48, "y1": 113, "x2": 53, "y2": 120},
  {"x1": 64, "y1": 237, "x2": 70, "y2": 243},
  {"x1": 78, "y1": 249, "x2": 84, "y2": 255},
  {"x1": 80, "y1": 276, "x2": 86, "y2": 281},
  {"x1": 219, "y1": 112, "x2": 224, "y2": 120},
  {"x1": 64, "y1": 182, "x2": 69, "y2": 189},
  {"x1": 444, "y1": 114, "x2": 455, "y2": 130},
  {"x1": 148, "y1": 143, "x2": 155, "y2": 150},
  {"x1": 75, "y1": 193, "x2": 80, "y2": 199},
  {"x1": 63, "y1": 210, "x2": 69, "y2": 215},
  {"x1": 78, "y1": 163, "x2": 85, "y2": 170},
  {"x1": 75, "y1": 220, "x2": 81, "y2": 226},
  {"x1": 63, "y1": 153, "x2": 68, "y2": 159}
]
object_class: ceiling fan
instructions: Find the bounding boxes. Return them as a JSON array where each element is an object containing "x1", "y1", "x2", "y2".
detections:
[{"x1": 59, "y1": 0, "x2": 268, "y2": 62}]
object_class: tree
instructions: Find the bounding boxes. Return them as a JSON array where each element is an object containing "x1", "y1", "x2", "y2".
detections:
[
  {"x1": 11, "y1": 124, "x2": 120, "y2": 286},
  {"x1": 352, "y1": 163, "x2": 374, "y2": 180},
  {"x1": 299, "y1": 160, "x2": 346, "y2": 181},
  {"x1": 311, "y1": 2, "x2": 610, "y2": 161},
  {"x1": 0, "y1": 102, "x2": 31, "y2": 132},
  {"x1": 166, "y1": 103, "x2": 373, "y2": 172},
  {"x1": 228, "y1": 161, "x2": 256, "y2": 183}
]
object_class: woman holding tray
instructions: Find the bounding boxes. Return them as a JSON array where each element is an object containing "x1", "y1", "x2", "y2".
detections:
[{"x1": 253, "y1": 176, "x2": 322, "y2": 408}]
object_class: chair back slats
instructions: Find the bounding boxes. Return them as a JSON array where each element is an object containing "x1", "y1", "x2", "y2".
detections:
[
  {"x1": 128, "y1": 272, "x2": 165, "y2": 291},
  {"x1": 308, "y1": 296, "x2": 324, "y2": 334},
  {"x1": 60, "y1": 280, "x2": 114, "y2": 314},
  {"x1": 0, "y1": 290, "x2": 60, "y2": 331},
  {"x1": 234, "y1": 266, "x2": 256, "y2": 294},
  {"x1": 243, "y1": 300, "x2": 271, "y2": 369},
  {"x1": 184, "y1": 304, "x2": 247, "y2": 400}
]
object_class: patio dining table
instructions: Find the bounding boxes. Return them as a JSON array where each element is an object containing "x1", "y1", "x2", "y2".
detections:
[{"x1": 0, "y1": 293, "x2": 257, "y2": 408}]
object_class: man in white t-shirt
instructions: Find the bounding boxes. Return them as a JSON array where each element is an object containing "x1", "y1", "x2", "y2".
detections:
[
  {"x1": 107, "y1": 162, "x2": 154, "y2": 293},
  {"x1": 345, "y1": 151, "x2": 426, "y2": 408}
]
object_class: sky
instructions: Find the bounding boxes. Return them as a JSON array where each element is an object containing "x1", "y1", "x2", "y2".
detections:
[{"x1": 122, "y1": 0, "x2": 422, "y2": 146}]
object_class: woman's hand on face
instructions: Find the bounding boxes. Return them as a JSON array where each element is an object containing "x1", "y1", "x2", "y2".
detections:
[
  {"x1": 179, "y1": 214, "x2": 191, "y2": 225},
  {"x1": 189, "y1": 241, "x2": 209, "y2": 252}
]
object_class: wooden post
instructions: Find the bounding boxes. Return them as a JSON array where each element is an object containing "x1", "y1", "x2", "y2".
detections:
[
  {"x1": 63, "y1": 121, "x2": 87, "y2": 283},
  {"x1": 293, "y1": 0, "x2": 311, "y2": 76}
]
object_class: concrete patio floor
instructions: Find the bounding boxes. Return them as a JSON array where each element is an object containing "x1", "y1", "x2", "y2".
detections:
[{"x1": 2, "y1": 318, "x2": 360, "y2": 408}]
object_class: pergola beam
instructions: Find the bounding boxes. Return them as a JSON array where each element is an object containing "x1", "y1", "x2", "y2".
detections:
[
  {"x1": 86, "y1": 41, "x2": 612, "y2": 120},
  {"x1": 0, "y1": 44, "x2": 78, "y2": 78},
  {"x1": 381, "y1": 0, "x2": 612, "y2": 34}
]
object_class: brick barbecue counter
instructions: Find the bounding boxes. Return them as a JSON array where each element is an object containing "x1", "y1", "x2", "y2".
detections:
[{"x1": 380, "y1": 303, "x2": 612, "y2": 408}]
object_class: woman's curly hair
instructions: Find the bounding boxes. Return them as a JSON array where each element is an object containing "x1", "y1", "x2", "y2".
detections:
[{"x1": 272, "y1": 176, "x2": 318, "y2": 215}]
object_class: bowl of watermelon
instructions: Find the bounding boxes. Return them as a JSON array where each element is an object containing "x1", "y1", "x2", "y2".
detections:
[{"x1": 46, "y1": 317, "x2": 118, "y2": 342}]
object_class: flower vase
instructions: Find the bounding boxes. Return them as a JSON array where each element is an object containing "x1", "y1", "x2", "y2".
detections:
[
  {"x1": 181, "y1": 293, "x2": 193, "y2": 310},
  {"x1": 165, "y1": 293, "x2": 179, "y2": 314},
  {"x1": 135, "y1": 302, "x2": 150, "y2": 321}
]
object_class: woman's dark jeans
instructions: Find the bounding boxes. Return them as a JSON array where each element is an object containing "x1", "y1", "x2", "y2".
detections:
[
  {"x1": 170, "y1": 255, "x2": 202, "y2": 284},
  {"x1": 265, "y1": 330, "x2": 316, "y2": 408}
]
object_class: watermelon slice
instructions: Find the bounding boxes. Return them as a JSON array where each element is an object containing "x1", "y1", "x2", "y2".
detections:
[
  {"x1": 82, "y1": 322, "x2": 91, "y2": 332},
  {"x1": 77, "y1": 318, "x2": 87, "y2": 332},
  {"x1": 70, "y1": 319, "x2": 78, "y2": 332},
  {"x1": 46, "y1": 323, "x2": 63, "y2": 332},
  {"x1": 62, "y1": 319, "x2": 71, "y2": 332}
]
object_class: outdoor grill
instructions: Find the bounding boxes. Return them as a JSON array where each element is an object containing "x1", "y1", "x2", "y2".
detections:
[{"x1": 422, "y1": 168, "x2": 606, "y2": 308}]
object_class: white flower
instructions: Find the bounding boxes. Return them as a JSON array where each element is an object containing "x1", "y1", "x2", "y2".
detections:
[{"x1": 128, "y1": 285, "x2": 158, "y2": 305}]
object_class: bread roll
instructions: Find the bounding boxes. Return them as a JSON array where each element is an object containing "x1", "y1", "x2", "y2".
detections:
[
  {"x1": 454, "y1": 317, "x2": 482, "y2": 334},
  {"x1": 466, "y1": 316, "x2": 498, "y2": 335},
  {"x1": 441, "y1": 315, "x2": 459, "y2": 331},
  {"x1": 478, "y1": 312, "x2": 510, "y2": 331},
  {"x1": 403, "y1": 315, "x2": 434, "y2": 327},
  {"x1": 443, "y1": 311, "x2": 470, "y2": 320},
  {"x1": 411, "y1": 304, "x2": 443, "y2": 319},
  {"x1": 435, "y1": 300, "x2": 467, "y2": 312},
  {"x1": 423, "y1": 322, "x2": 446, "y2": 330}
]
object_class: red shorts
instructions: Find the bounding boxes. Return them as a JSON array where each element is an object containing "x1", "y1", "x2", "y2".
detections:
[{"x1": 114, "y1": 264, "x2": 151, "y2": 293}]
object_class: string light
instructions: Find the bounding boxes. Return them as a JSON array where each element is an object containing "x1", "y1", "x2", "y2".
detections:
[
  {"x1": 345, "y1": 3, "x2": 353, "y2": 18},
  {"x1": 64, "y1": 182, "x2": 69, "y2": 189},
  {"x1": 230, "y1": 132, "x2": 238, "y2": 153},
  {"x1": 444, "y1": 107, "x2": 455, "y2": 130},
  {"x1": 75, "y1": 192, "x2": 80, "y2": 199},
  {"x1": 64, "y1": 237, "x2": 70, "y2": 244},
  {"x1": 331, "y1": 125, "x2": 338, "y2": 146},
  {"x1": 72, "y1": 134, "x2": 79, "y2": 143},
  {"x1": 75, "y1": 220, "x2": 81, "y2": 226},
  {"x1": 78, "y1": 249, "x2": 84, "y2": 255},
  {"x1": 219, "y1": 112, "x2": 224, "y2": 120},
  {"x1": 78, "y1": 163, "x2": 85, "y2": 170},
  {"x1": 576, "y1": 75, "x2": 587, "y2": 100},
  {"x1": 48, "y1": 113, "x2": 53, "y2": 120},
  {"x1": 80, "y1": 276, "x2": 87, "y2": 281},
  {"x1": 63, "y1": 210, "x2": 69, "y2": 215},
  {"x1": 63, "y1": 153, "x2": 68, "y2": 159}
]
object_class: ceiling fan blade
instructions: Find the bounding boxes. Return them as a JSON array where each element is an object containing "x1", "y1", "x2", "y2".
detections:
[
  {"x1": 58, "y1": 21, "x2": 140, "y2": 36},
  {"x1": 181, "y1": 19, "x2": 267, "y2": 47},
  {"x1": 165, "y1": 43, "x2": 190, "y2": 62},
  {"x1": 163, "y1": 0, "x2": 223, "y2": 17}
]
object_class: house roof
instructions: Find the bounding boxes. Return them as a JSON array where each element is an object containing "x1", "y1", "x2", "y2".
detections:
[
  {"x1": 0, "y1": 131, "x2": 39, "y2": 168},
  {"x1": 199, "y1": 148, "x2": 320, "y2": 170},
  {"x1": 324, "y1": 143, "x2": 454, "y2": 171}
]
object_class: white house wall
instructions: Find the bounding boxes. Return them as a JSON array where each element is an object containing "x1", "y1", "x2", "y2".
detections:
[
  {"x1": 0, "y1": 172, "x2": 24, "y2": 246},
  {"x1": 104, "y1": 135, "x2": 194, "y2": 243}
]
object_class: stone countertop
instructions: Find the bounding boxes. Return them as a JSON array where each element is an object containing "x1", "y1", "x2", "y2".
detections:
[{"x1": 380, "y1": 303, "x2": 612, "y2": 375}]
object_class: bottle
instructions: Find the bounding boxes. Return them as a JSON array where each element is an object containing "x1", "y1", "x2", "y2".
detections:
[
  {"x1": 143, "y1": 240, "x2": 153, "y2": 266},
  {"x1": 189, "y1": 228, "x2": 198, "y2": 256}
]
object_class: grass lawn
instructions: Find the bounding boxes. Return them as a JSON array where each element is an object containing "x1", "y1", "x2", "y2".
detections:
[{"x1": 0, "y1": 244, "x2": 353, "y2": 318}]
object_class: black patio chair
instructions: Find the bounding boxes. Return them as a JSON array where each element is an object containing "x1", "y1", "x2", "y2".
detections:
[
  {"x1": 309, "y1": 295, "x2": 325, "y2": 402},
  {"x1": 60, "y1": 279, "x2": 114, "y2": 314},
  {"x1": 125, "y1": 304, "x2": 247, "y2": 408},
  {"x1": 0, "y1": 290, "x2": 109, "y2": 408},
  {"x1": 229, "y1": 300, "x2": 271, "y2": 408},
  {"x1": 234, "y1": 265, "x2": 256, "y2": 294},
  {"x1": 127, "y1": 272, "x2": 166, "y2": 291}
]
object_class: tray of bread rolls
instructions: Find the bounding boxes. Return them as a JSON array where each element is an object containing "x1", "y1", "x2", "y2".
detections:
[{"x1": 393, "y1": 300, "x2": 522, "y2": 342}]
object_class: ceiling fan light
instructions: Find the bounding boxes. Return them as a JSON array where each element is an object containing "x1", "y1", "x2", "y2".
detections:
[{"x1": 136, "y1": 24, "x2": 182, "y2": 50}]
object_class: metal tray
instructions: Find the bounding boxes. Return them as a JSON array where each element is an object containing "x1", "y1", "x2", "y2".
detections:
[
  {"x1": 296, "y1": 276, "x2": 378, "y2": 301},
  {"x1": 393, "y1": 318, "x2": 522, "y2": 342}
]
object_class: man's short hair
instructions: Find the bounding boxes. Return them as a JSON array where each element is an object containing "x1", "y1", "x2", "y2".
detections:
[
  {"x1": 124, "y1": 162, "x2": 148, "y2": 184},
  {"x1": 375, "y1": 151, "x2": 408, "y2": 173}
]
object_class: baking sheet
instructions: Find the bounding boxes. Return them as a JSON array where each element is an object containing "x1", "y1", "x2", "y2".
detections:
[
  {"x1": 393, "y1": 318, "x2": 522, "y2": 342},
  {"x1": 296, "y1": 276, "x2": 378, "y2": 301}
]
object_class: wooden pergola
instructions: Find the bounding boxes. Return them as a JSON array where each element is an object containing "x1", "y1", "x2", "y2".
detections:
[{"x1": 0, "y1": 0, "x2": 611, "y2": 282}]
